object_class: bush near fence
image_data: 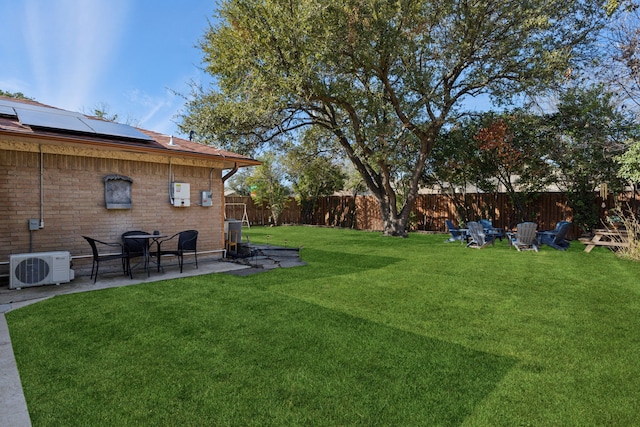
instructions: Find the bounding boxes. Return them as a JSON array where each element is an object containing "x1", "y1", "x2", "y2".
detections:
[{"x1": 225, "y1": 193, "x2": 640, "y2": 238}]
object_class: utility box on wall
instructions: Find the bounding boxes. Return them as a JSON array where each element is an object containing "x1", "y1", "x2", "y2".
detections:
[
  {"x1": 172, "y1": 182, "x2": 191, "y2": 207},
  {"x1": 201, "y1": 191, "x2": 212, "y2": 207}
]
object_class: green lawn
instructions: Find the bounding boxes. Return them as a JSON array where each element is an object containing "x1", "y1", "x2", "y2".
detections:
[{"x1": 7, "y1": 226, "x2": 640, "y2": 426}]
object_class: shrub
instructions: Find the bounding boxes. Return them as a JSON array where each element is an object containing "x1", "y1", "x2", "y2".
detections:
[{"x1": 609, "y1": 204, "x2": 640, "y2": 261}]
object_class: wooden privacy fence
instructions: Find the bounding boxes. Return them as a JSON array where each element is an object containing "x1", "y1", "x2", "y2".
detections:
[
  {"x1": 225, "y1": 193, "x2": 639, "y2": 237},
  {"x1": 224, "y1": 196, "x2": 302, "y2": 226}
]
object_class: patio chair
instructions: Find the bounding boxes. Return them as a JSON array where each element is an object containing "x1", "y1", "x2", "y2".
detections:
[
  {"x1": 466, "y1": 221, "x2": 494, "y2": 248},
  {"x1": 479, "y1": 219, "x2": 504, "y2": 241},
  {"x1": 83, "y1": 236, "x2": 129, "y2": 283},
  {"x1": 121, "y1": 230, "x2": 151, "y2": 278},
  {"x1": 538, "y1": 221, "x2": 570, "y2": 239},
  {"x1": 445, "y1": 219, "x2": 465, "y2": 243},
  {"x1": 510, "y1": 222, "x2": 539, "y2": 252},
  {"x1": 539, "y1": 221, "x2": 571, "y2": 250},
  {"x1": 157, "y1": 230, "x2": 198, "y2": 273}
]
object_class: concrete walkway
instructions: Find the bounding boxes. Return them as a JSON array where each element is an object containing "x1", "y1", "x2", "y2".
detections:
[
  {"x1": 0, "y1": 246, "x2": 305, "y2": 426},
  {"x1": 0, "y1": 313, "x2": 31, "y2": 427}
]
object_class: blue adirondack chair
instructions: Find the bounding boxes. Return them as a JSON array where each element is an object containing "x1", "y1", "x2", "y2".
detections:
[
  {"x1": 479, "y1": 219, "x2": 504, "y2": 241},
  {"x1": 445, "y1": 219, "x2": 465, "y2": 243},
  {"x1": 539, "y1": 221, "x2": 571, "y2": 250}
]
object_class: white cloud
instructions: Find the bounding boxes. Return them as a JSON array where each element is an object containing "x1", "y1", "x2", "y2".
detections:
[
  {"x1": 22, "y1": 0, "x2": 129, "y2": 111},
  {"x1": 118, "y1": 88, "x2": 179, "y2": 135},
  {"x1": 1, "y1": 0, "x2": 211, "y2": 138}
]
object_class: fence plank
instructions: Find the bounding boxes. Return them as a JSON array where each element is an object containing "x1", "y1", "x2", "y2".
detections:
[{"x1": 226, "y1": 192, "x2": 639, "y2": 238}]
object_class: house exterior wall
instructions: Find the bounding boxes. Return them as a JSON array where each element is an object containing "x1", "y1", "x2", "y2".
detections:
[{"x1": 0, "y1": 146, "x2": 226, "y2": 278}]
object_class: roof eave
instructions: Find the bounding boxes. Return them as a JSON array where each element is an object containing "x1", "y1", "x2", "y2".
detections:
[{"x1": 0, "y1": 128, "x2": 260, "y2": 169}]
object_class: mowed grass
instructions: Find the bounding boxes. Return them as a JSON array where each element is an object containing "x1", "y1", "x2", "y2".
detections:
[{"x1": 6, "y1": 226, "x2": 640, "y2": 426}]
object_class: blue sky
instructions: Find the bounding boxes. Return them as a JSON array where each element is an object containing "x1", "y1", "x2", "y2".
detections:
[{"x1": 0, "y1": 0, "x2": 216, "y2": 137}]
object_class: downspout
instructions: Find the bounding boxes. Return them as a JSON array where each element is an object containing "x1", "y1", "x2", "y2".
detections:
[
  {"x1": 221, "y1": 163, "x2": 239, "y2": 254},
  {"x1": 222, "y1": 163, "x2": 239, "y2": 182},
  {"x1": 221, "y1": 163, "x2": 239, "y2": 214},
  {"x1": 221, "y1": 163, "x2": 239, "y2": 216}
]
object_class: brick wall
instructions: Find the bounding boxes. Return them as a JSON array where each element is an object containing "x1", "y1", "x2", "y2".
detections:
[{"x1": 1, "y1": 149, "x2": 225, "y2": 278}]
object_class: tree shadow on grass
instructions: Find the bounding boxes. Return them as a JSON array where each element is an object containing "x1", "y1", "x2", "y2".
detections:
[
  {"x1": 10, "y1": 282, "x2": 516, "y2": 426},
  {"x1": 296, "y1": 247, "x2": 404, "y2": 277},
  {"x1": 226, "y1": 293, "x2": 518, "y2": 426}
]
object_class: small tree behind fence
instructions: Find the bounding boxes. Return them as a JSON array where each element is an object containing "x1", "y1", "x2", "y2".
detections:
[
  {"x1": 225, "y1": 196, "x2": 301, "y2": 226},
  {"x1": 226, "y1": 192, "x2": 639, "y2": 238}
]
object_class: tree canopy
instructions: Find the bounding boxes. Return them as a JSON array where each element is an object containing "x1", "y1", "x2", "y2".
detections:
[
  {"x1": 0, "y1": 90, "x2": 33, "y2": 100},
  {"x1": 246, "y1": 153, "x2": 291, "y2": 225},
  {"x1": 545, "y1": 86, "x2": 637, "y2": 230},
  {"x1": 181, "y1": 0, "x2": 608, "y2": 236}
]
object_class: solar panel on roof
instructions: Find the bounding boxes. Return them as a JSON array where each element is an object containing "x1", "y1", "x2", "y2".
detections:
[
  {"x1": 0, "y1": 98, "x2": 27, "y2": 110},
  {"x1": 82, "y1": 118, "x2": 153, "y2": 141},
  {"x1": 17, "y1": 108, "x2": 95, "y2": 133},
  {"x1": 0, "y1": 98, "x2": 83, "y2": 117},
  {"x1": 0, "y1": 98, "x2": 153, "y2": 142},
  {"x1": 0, "y1": 104, "x2": 16, "y2": 117}
]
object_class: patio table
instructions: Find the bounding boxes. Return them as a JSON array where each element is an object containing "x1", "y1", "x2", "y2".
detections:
[{"x1": 124, "y1": 233, "x2": 168, "y2": 276}]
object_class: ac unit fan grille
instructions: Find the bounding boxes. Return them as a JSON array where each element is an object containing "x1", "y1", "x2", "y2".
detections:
[{"x1": 14, "y1": 257, "x2": 50, "y2": 285}]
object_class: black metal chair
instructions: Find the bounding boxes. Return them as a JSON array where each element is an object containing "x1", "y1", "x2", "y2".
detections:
[
  {"x1": 121, "y1": 231, "x2": 150, "y2": 278},
  {"x1": 157, "y1": 230, "x2": 198, "y2": 273},
  {"x1": 83, "y1": 236, "x2": 129, "y2": 283}
]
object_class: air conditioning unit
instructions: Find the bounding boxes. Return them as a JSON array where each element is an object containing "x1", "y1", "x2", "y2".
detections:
[{"x1": 9, "y1": 251, "x2": 75, "y2": 290}]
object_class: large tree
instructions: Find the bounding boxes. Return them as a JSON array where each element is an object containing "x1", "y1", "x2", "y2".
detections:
[
  {"x1": 473, "y1": 112, "x2": 555, "y2": 225},
  {"x1": 545, "y1": 85, "x2": 636, "y2": 231},
  {"x1": 247, "y1": 153, "x2": 291, "y2": 226},
  {"x1": 283, "y1": 130, "x2": 346, "y2": 224},
  {"x1": 180, "y1": 0, "x2": 606, "y2": 236},
  {"x1": 425, "y1": 115, "x2": 486, "y2": 224},
  {"x1": 428, "y1": 111, "x2": 555, "y2": 226},
  {"x1": 600, "y1": 0, "x2": 640, "y2": 109}
]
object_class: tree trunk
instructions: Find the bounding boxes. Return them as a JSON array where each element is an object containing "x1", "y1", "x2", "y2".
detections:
[
  {"x1": 382, "y1": 216, "x2": 409, "y2": 236},
  {"x1": 377, "y1": 195, "x2": 411, "y2": 237}
]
